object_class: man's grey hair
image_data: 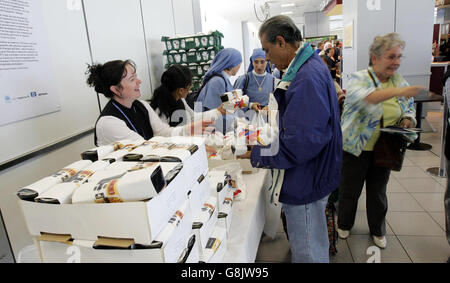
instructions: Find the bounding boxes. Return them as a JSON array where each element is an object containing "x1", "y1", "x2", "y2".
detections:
[
  {"x1": 259, "y1": 15, "x2": 302, "y2": 44},
  {"x1": 369, "y1": 33, "x2": 405, "y2": 66}
]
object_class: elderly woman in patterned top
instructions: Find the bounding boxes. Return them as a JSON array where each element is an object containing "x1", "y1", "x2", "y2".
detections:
[{"x1": 337, "y1": 33, "x2": 425, "y2": 249}]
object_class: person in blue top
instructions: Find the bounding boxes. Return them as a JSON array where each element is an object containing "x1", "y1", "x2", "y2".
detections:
[
  {"x1": 196, "y1": 48, "x2": 242, "y2": 133},
  {"x1": 196, "y1": 48, "x2": 242, "y2": 111},
  {"x1": 234, "y1": 48, "x2": 275, "y2": 108},
  {"x1": 315, "y1": 41, "x2": 324, "y2": 55},
  {"x1": 247, "y1": 15, "x2": 342, "y2": 263}
]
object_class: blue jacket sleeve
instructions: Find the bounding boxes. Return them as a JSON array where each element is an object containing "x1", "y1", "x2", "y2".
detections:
[{"x1": 251, "y1": 75, "x2": 333, "y2": 169}]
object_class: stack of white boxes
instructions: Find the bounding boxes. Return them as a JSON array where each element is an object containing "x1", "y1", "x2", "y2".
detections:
[{"x1": 18, "y1": 136, "x2": 237, "y2": 263}]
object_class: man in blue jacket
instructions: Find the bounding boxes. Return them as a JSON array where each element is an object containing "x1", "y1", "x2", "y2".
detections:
[{"x1": 250, "y1": 15, "x2": 342, "y2": 263}]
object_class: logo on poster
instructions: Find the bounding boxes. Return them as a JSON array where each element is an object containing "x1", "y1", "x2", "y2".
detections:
[
  {"x1": 4, "y1": 96, "x2": 11, "y2": 103},
  {"x1": 367, "y1": 0, "x2": 381, "y2": 11},
  {"x1": 30, "y1": 91, "x2": 37, "y2": 97}
]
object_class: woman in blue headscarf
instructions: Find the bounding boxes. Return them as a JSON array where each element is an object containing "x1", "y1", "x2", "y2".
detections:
[
  {"x1": 234, "y1": 48, "x2": 275, "y2": 108},
  {"x1": 196, "y1": 48, "x2": 242, "y2": 111},
  {"x1": 196, "y1": 48, "x2": 242, "y2": 133}
]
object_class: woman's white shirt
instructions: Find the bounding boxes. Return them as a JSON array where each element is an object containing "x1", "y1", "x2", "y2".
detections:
[
  {"x1": 96, "y1": 100, "x2": 185, "y2": 146},
  {"x1": 155, "y1": 98, "x2": 220, "y2": 126}
]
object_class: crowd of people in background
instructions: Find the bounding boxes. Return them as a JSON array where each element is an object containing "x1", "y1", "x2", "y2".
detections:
[{"x1": 312, "y1": 39, "x2": 343, "y2": 84}]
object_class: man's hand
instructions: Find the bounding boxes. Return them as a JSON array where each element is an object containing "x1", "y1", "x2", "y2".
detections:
[{"x1": 237, "y1": 146, "x2": 254, "y2": 159}]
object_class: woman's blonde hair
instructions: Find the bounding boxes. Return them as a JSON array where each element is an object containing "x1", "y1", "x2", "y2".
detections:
[{"x1": 369, "y1": 33, "x2": 405, "y2": 66}]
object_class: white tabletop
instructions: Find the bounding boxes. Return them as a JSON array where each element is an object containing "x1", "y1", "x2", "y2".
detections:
[{"x1": 222, "y1": 169, "x2": 272, "y2": 263}]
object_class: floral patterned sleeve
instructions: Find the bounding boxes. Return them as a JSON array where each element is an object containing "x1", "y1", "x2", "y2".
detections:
[{"x1": 341, "y1": 71, "x2": 381, "y2": 133}]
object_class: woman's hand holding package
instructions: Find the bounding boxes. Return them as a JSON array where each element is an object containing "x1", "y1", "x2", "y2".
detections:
[
  {"x1": 216, "y1": 103, "x2": 226, "y2": 115},
  {"x1": 185, "y1": 119, "x2": 215, "y2": 136}
]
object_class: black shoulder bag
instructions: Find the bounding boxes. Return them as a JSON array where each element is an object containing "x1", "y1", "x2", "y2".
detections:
[{"x1": 368, "y1": 70, "x2": 407, "y2": 172}]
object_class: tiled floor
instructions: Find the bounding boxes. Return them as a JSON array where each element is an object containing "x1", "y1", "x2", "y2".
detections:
[{"x1": 255, "y1": 111, "x2": 450, "y2": 263}]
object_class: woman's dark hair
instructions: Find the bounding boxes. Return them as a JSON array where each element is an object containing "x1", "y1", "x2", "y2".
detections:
[
  {"x1": 325, "y1": 47, "x2": 334, "y2": 55},
  {"x1": 150, "y1": 64, "x2": 193, "y2": 121},
  {"x1": 86, "y1": 59, "x2": 136, "y2": 98}
]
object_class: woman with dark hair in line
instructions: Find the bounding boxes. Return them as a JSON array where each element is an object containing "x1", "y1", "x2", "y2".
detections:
[
  {"x1": 324, "y1": 47, "x2": 340, "y2": 84},
  {"x1": 86, "y1": 59, "x2": 212, "y2": 146},
  {"x1": 150, "y1": 64, "x2": 225, "y2": 127}
]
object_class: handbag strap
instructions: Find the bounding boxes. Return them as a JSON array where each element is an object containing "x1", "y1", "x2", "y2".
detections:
[
  {"x1": 367, "y1": 69, "x2": 384, "y2": 128},
  {"x1": 367, "y1": 69, "x2": 379, "y2": 88}
]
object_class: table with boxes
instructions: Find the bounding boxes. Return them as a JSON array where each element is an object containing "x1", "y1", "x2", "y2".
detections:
[{"x1": 18, "y1": 135, "x2": 268, "y2": 263}]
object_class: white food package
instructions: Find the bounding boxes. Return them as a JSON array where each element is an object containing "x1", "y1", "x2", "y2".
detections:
[
  {"x1": 35, "y1": 160, "x2": 111, "y2": 204},
  {"x1": 17, "y1": 160, "x2": 93, "y2": 201}
]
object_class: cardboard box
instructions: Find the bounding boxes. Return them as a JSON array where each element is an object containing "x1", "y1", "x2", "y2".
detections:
[
  {"x1": 217, "y1": 188, "x2": 234, "y2": 236},
  {"x1": 20, "y1": 160, "x2": 205, "y2": 245},
  {"x1": 38, "y1": 239, "x2": 161, "y2": 263},
  {"x1": 192, "y1": 198, "x2": 218, "y2": 252},
  {"x1": 36, "y1": 198, "x2": 194, "y2": 263},
  {"x1": 208, "y1": 171, "x2": 229, "y2": 212},
  {"x1": 184, "y1": 233, "x2": 200, "y2": 263},
  {"x1": 37, "y1": 235, "x2": 198, "y2": 263},
  {"x1": 199, "y1": 226, "x2": 227, "y2": 263},
  {"x1": 149, "y1": 136, "x2": 209, "y2": 178},
  {"x1": 149, "y1": 198, "x2": 194, "y2": 263},
  {"x1": 188, "y1": 171, "x2": 210, "y2": 217}
]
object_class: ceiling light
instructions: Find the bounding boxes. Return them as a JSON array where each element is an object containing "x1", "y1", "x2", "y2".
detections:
[
  {"x1": 281, "y1": 3, "x2": 295, "y2": 8},
  {"x1": 281, "y1": 11, "x2": 293, "y2": 15}
]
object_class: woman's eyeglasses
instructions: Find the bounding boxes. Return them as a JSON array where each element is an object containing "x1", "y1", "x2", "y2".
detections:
[{"x1": 384, "y1": 54, "x2": 404, "y2": 61}]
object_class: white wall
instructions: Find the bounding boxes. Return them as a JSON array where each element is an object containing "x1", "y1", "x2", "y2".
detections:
[
  {"x1": 342, "y1": 0, "x2": 434, "y2": 90},
  {"x1": 304, "y1": 11, "x2": 330, "y2": 38},
  {"x1": 84, "y1": 0, "x2": 152, "y2": 102},
  {"x1": 396, "y1": 0, "x2": 434, "y2": 87},
  {"x1": 200, "y1": 0, "x2": 246, "y2": 83},
  {"x1": 141, "y1": 0, "x2": 175, "y2": 94},
  {"x1": 356, "y1": 0, "x2": 396, "y2": 72},
  {"x1": 141, "y1": 0, "x2": 197, "y2": 93},
  {"x1": 342, "y1": 0, "x2": 359, "y2": 87},
  {"x1": 172, "y1": 0, "x2": 196, "y2": 36},
  {"x1": 242, "y1": 21, "x2": 262, "y2": 72},
  {"x1": 0, "y1": 0, "x2": 99, "y2": 165}
]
